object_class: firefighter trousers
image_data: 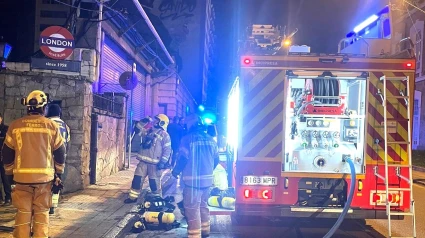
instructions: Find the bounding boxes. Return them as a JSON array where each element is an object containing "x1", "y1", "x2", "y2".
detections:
[
  {"x1": 11, "y1": 183, "x2": 52, "y2": 238},
  {"x1": 183, "y1": 186, "x2": 210, "y2": 238},
  {"x1": 128, "y1": 161, "x2": 162, "y2": 200}
]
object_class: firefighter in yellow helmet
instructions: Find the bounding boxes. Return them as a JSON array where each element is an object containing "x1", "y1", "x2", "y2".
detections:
[
  {"x1": 1, "y1": 90, "x2": 66, "y2": 238},
  {"x1": 124, "y1": 114, "x2": 172, "y2": 203},
  {"x1": 171, "y1": 113, "x2": 219, "y2": 238}
]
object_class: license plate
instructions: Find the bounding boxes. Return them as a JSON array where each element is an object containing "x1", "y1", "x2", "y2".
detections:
[{"x1": 242, "y1": 176, "x2": 278, "y2": 186}]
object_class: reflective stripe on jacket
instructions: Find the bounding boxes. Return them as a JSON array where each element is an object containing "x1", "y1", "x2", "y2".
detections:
[
  {"x1": 3, "y1": 115, "x2": 64, "y2": 183},
  {"x1": 136, "y1": 127, "x2": 171, "y2": 165},
  {"x1": 179, "y1": 131, "x2": 219, "y2": 188}
]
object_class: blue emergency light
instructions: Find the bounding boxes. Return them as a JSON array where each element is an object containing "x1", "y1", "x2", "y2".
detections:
[{"x1": 346, "y1": 5, "x2": 390, "y2": 39}]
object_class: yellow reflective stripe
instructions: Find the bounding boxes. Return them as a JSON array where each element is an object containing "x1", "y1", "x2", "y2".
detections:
[
  {"x1": 33, "y1": 221, "x2": 49, "y2": 225},
  {"x1": 17, "y1": 155, "x2": 21, "y2": 169},
  {"x1": 137, "y1": 155, "x2": 159, "y2": 164},
  {"x1": 13, "y1": 168, "x2": 55, "y2": 174},
  {"x1": 16, "y1": 131, "x2": 22, "y2": 151},
  {"x1": 129, "y1": 189, "x2": 140, "y2": 199},
  {"x1": 17, "y1": 210, "x2": 32, "y2": 214},
  {"x1": 5, "y1": 134, "x2": 14, "y2": 148},
  {"x1": 13, "y1": 127, "x2": 55, "y2": 135},
  {"x1": 14, "y1": 222, "x2": 31, "y2": 227},
  {"x1": 201, "y1": 221, "x2": 210, "y2": 226}
]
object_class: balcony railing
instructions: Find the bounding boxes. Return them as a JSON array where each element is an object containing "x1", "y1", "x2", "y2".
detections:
[{"x1": 93, "y1": 93, "x2": 125, "y2": 117}]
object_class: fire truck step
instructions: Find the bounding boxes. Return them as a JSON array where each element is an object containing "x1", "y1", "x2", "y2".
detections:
[
  {"x1": 387, "y1": 118, "x2": 410, "y2": 122},
  {"x1": 386, "y1": 96, "x2": 409, "y2": 99},
  {"x1": 379, "y1": 76, "x2": 408, "y2": 81},
  {"x1": 390, "y1": 237, "x2": 415, "y2": 238},
  {"x1": 389, "y1": 211, "x2": 414, "y2": 216},
  {"x1": 387, "y1": 188, "x2": 411, "y2": 191},
  {"x1": 386, "y1": 141, "x2": 410, "y2": 145},
  {"x1": 387, "y1": 164, "x2": 411, "y2": 168}
]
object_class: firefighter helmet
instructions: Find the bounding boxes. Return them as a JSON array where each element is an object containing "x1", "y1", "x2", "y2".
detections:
[
  {"x1": 155, "y1": 114, "x2": 169, "y2": 130},
  {"x1": 21, "y1": 90, "x2": 50, "y2": 108},
  {"x1": 185, "y1": 113, "x2": 205, "y2": 131}
]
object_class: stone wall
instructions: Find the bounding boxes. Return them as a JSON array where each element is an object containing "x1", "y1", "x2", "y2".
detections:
[
  {"x1": 0, "y1": 69, "x2": 93, "y2": 193},
  {"x1": 95, "y1": 114, "x2": 125, "y2": 181}
]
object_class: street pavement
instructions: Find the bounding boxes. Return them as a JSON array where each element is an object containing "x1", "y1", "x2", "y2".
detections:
[{"x1": 0, "y1": 158, "x2": 142, "y2": 238}]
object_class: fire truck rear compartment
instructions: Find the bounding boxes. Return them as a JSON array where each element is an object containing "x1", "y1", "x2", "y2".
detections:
[
  {"x1": 298, "y1": 178, "x2": 347, "y2": 207},
  {"x1": 283, "y1": 71, "x2": 367, "y2": 175}
]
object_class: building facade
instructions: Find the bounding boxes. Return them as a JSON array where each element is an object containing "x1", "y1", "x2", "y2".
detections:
[
  {"x1": 392, "y1": 1, "x2": 425, "y2": 150},
  {"x1": 141, "y1": 0, "x2": 217, "y2": 104},
  {"x1": 0, "y1": 0, "x2": 196, "y2": 191}
]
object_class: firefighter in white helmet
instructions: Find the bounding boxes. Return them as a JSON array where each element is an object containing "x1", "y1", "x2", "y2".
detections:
[
  {"x1": 125, "y1": 114, "x2": 172, "y2": 203},
  {"x1": 1, "y1": 90, "x2": 66, "y2": 238},
  {"x1": 172, "y1": 113, "x2": 219, "y2": 238}
]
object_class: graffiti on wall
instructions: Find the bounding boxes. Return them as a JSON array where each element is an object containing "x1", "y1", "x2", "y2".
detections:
[{"x1": 158, "y1": 0, "x2": 197, "y2": 20}]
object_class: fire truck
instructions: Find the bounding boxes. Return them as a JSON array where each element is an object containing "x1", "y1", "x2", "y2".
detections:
[{"x1": 224, "y1": 5, "x2": 416, "y2": 237}]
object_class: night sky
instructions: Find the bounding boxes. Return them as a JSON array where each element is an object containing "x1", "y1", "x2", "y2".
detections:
[{"x1": 213, "y1": 0, "x2": 388, "y2": 110}]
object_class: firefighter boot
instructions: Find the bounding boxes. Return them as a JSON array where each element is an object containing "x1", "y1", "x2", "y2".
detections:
[{"x1": 125, "y1": 175, "x2": 143, "y2": 204}]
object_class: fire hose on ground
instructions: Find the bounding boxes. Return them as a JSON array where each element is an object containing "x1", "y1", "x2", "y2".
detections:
[{"x1": 323, "y1": 157, "x2": 356, "y2": 238}]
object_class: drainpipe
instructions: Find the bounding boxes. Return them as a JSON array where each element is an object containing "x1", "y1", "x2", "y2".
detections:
[
  {"x1": 90, "y1": 113, "x2": 98, "y2": 184},
  {"x1": 123, "y1": 94, "x2": 129, "y2": 169},
  {"x1": 131, "y1": 0, "x2": 175, "y2": 65},
  {"x1": 95, "y1": 0, "x2": 103, "y2": 83}
]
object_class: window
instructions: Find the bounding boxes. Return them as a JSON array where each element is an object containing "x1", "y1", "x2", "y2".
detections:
[
  {"x1": 158, "y1": 103, "x2": 168, "y2": 115},
  {"x1": 40, "y1": 10, "x2": 68, "y2": 18}
]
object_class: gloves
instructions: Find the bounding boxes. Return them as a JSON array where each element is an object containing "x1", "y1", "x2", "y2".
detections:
[
  {"x1": 157, "y1": 161, "x2": 166, "y2": 170},
  {"x1": 52, "y1": 174, "x2": 64, "y2": 193},
  {"x1": 171, "y1": 170, "x2": 179, "y2": 179}
]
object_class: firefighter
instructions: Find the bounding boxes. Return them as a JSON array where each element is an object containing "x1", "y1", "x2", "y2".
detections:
[
  {"x1": 46, "y1": 104, "x2": 70, "y2": 215},
  {"x1": 0, "y1": 112, "x2": 11, "y2": 206},
  {"x1": 172, "y1": 114, "x2": 219, "y2": 238},
  {"x1": 124, "y1": 114, "x2": 172, "y2": 203},
  {"x1": 1, "y1": 90, "x2": 66, "y2": 238}
]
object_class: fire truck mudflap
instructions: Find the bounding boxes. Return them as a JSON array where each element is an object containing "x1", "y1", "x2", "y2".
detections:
[{"x1": 230, "y1": 54, "x2": 415, "y2": 220}]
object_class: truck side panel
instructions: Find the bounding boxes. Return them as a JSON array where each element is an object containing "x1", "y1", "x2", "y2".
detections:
[{"x1": 240, "y1": 68, "x2": 285, "y2": 159}]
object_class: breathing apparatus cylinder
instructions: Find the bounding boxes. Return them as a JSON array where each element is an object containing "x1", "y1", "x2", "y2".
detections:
[
  {"x1": 208, "y1": 196, "x2": 236, "y2": 210},
  {"x1": 52, "y1": 193, "x2": 60, "y2": 208},
  {"x1": 133, "y1": 221, "x2": 146, "y2": 232},
  {"x1": 144, "y1": 211, "x2": 175, "y2": 224}
]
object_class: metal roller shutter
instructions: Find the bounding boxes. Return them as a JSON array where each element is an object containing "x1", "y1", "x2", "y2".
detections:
[{"x1": 100, "y1": 35, "x2": 146, "y2": 121}]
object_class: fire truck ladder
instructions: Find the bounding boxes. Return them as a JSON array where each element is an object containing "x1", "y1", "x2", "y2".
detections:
[{"x1": 375, "y1": 75, "x2": 416, "y2": 238}]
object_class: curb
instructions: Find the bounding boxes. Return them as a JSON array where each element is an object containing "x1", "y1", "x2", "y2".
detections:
[
  {"x1": 413, "y1": 165, "x2": 425, "y2": 173},
  {"x1": 104, "y1": 205, "x2": 138, "y2": 238},
  {"x1": 104, "y1": 190, "x2": 149, "y2": 238}
]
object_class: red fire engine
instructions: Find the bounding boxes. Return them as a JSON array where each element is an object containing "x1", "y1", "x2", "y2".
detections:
[{"x1": 221, "y1": 5, "x2": 416, "y2": 238}]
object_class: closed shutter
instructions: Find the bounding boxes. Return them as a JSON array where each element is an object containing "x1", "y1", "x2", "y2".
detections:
[{"x1": 100, "y1": 35, "x2": 146, "y2": 121}]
